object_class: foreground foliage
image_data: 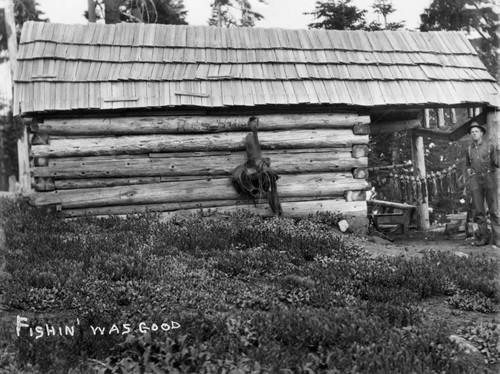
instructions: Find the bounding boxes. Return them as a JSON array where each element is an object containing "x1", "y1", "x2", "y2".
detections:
[{"x1": 0, "y1": 198, "x2": 499, "y2": 373}]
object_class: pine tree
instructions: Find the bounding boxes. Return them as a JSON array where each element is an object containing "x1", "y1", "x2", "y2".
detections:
[{"x1": 208, "y1": 0, "x2": 265, "y2": 28}]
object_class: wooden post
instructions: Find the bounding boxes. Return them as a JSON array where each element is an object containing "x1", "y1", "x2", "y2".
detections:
[
  {"x1": 411, "y1": 132, "x2": 430, "y2": 230},
  {"x1": 16, "y1": 118, "x2": 31, "y2": 195},
  {"x1": 486, "y1": 110, "x2": 500, "y2": 202},
  {"x1": 423, "y1": 109, "x2": 431, "y2": 128},
  {"x1": 437, "y1": 108, "x2": 445, "y2": 128},
  {"x1": 5, "y1": 0, "x2": 30, "y2": 195},
  {"x1": 450, "y1": 108, "x2": 457, "y2": 125}
]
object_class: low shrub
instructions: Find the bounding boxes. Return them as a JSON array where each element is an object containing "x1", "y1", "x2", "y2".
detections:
[
  {"x1": 1, "y1": 197, "x2": 499, "y2": 374},
  {"x1": 448, "y1": 290, "x2": 497, "y2": 314},
  {"x1": 457, "y1": 322, "x2": 500, "y2": 364}
]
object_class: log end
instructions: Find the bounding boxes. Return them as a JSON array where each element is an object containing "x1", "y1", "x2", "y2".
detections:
[{"x1": 352, "y1": 145, "x2": 369, "y2": 159}]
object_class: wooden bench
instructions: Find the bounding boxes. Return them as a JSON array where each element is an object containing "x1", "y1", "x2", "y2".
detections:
[{"x1": 367, "y1": 199, "x2": 416, "y2": 234}]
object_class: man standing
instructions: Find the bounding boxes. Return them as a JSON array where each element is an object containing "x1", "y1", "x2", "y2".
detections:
[{"x1": 465, "y1": 122, "x2": 499, "y2": 246}]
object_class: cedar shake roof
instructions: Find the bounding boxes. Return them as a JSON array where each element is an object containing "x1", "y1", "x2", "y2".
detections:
[{"x1": 14, "y1": 21, "x2": 500, "y2": 114}]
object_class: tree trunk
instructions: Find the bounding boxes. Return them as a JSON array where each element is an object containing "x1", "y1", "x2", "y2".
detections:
[
  {"x1": 105, "y1": 0, "x2": 122, "y2": 24},
  {"x1": 88, "y1": 0, "x2": 97, "y2": 22}
]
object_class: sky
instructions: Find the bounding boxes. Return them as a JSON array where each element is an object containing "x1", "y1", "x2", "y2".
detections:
[{"x1": 34, "y1": 0, "x2": 433, "y2": 30}]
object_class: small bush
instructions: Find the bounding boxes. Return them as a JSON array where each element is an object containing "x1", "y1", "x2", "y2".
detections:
[
  {"x1": 1, "y1": 197, "x2": 499, "y2": 374},
  {"x1": 457, "y1": 322, "x2": 500, "y2": 364},
  {"x1": 448, "y1": 290, "x2": 497, "y2": 313}
]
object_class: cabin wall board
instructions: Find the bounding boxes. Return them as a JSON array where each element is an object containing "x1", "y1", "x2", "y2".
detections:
[{"x1": 28, "y1": 112, "x2": 371, "y2": 223}]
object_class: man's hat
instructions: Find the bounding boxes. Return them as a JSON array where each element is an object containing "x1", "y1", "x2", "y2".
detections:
[{"x1": 468, "y1": 122, "x2": 486, "y2": 134}]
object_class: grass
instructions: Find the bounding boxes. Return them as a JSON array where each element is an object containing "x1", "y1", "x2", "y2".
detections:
[{"x1": 0, "y1": 197, "x2": 499, "y2": 373}]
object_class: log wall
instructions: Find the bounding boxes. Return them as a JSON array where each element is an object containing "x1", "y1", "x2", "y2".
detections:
[{"x1": 29, "y1": 113, "x2": 371, "y2": 221}]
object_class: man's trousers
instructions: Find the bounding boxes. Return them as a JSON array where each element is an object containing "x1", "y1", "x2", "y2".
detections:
[{"x1": 470, "y1": 172, "x2": 500, "y2": 243}]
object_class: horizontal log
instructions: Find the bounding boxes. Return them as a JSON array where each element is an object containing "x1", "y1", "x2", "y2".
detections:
[
  {"x1": 34, "y1": 113, "x2": 371, "y2": 135},
  {"x1": 34, "y1": 150, "x2": 368, "y2": 179},
  {"x1": 367, "y1": 199, "x2": 416, "y2": 210},
  {"x1": 31, "y1": 130, "x2": 369, "y2": 158},
  {"x1": 31, "y1": 172, "x2": 370, "y2": 208},
  {"x1": 55, "y1": 177, "x2": 161, "y2": 190},
  {"x1": 149, "y1": 151, "x2": 231, "y2": 158},
  {"x1": 413, "y1": 128, "x2": 451, "y2": 141},
  {"x1": 44, "y1": 148, "x2": 358, "y2": 166},
  {"x1": 157, "y1": 200, "x2": 367, "y2": 221},
  {"x1": 47, "y1": 154, "x2": 150, "y2": 165},
  {"x1": 62, "y1": 199, "x2": 367, "y2": 220},
  {"x1": 371, "y1": 109, "x2": 422, "y2": 123},
  {"x1": 367, "y1": 163, "x2": 406, "y2": 171},
  {"x1": 370, "y1": 119, "x2": 421, "y2": 135},
  {"x1": 60, "y1": 196, "x2": 350, "y2": 217},
  {"x1": 148, "y1": 147, "x2": 347, "y2": 159}
]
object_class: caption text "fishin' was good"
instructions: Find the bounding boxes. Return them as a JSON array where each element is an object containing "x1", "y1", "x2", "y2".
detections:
[{"x1": 16, "y1": 315, "x2": 180, "y2": 339}]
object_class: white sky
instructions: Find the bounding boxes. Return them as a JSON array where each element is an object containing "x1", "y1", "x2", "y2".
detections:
[{"x1": 35, "y1": 0, "x2": 432, "y2": 30}]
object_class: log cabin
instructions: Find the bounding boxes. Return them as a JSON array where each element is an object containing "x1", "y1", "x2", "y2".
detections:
[{"x1": 13, "y1": 21, "x2": 500, "y2": 232}]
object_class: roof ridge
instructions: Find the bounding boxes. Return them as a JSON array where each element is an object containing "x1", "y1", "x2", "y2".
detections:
[{"x1": 19, "y1": 21, "x2": 478, "y2": 55}]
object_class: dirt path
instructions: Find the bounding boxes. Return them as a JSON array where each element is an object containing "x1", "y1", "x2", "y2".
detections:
[{"x1": 356, "y1": 229, "x2": 500, "y2": 259}]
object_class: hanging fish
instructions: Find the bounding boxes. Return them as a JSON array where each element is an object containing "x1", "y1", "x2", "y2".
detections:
[
  {"x1": 410, "y1": 176, "x2": 417, "y2": 204},
  {"x1": 400, "y1": 174, "x2": 407, "y2": 203},
  {"x1": 405, "y1": 175, "x2": 412, "y2": 203},
  {"x1": 416, "y1": 176, "x2": 422, "y2": 204},
  {"x1": 447, "y1": 167, "x2": 453, "y2": 194},
  {"x1": 420, "y1": 177, "x2": 427, "y2": 203},
  {"x1": 436, "y1": 171, "x2": 443, "y2": 196},
  {"x1": 449, "y1": 166, "x2": 458, "y2": 193},
  {"x1": 425, "y1": 174, "x2": 433, "y2": 197},
  {"x1": 388, "y1": 173, "x2": 396, "y2": 201},
  {"x1": 442, "y1": 169, "x2": 449, "y2": 196},
  {"x1": 393, "y1": 173, "x2": 402, "y2": 202},
  {"x1": 430, "y1": 172, "x2": 438, "y2": 198}
]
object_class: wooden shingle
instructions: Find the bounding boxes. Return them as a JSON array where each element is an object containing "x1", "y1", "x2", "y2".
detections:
[
  {"x1": 282, "y1": 80, "x2": 298, "y2": 104},
  {"x1": 292, "y1": 80, "x2": 310, "y2": 104},
  {"x1": 282, "y1": 29, "x2": 298, "y2": 50},
  {"x1": 363, "y1": 81, "x2": 386, "y2": 106},
  {"x1": 333, "y1": 80, "x2": 353, "y2": 105},
  {"x1": 350, "y1": 81, "x2": 373, "y2": 106},
  {"x1": 14, "y1": 22, "x2": 499, "y2": 113}
]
